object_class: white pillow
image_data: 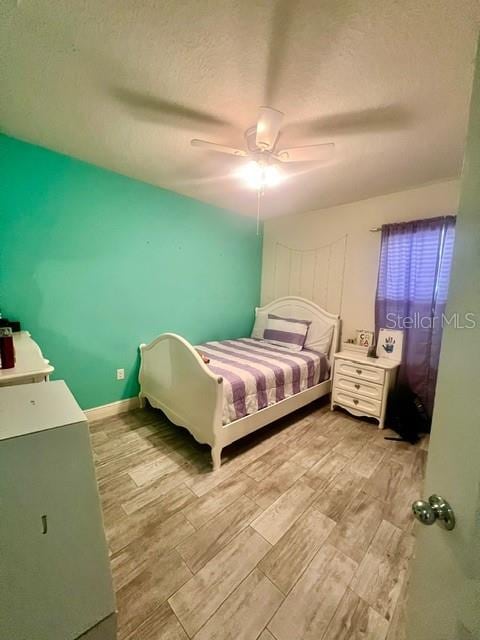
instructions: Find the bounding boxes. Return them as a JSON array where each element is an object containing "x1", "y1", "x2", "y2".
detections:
[
  {"x1": 252, "y1": 307, "x2": 335, "y2": 355},
  {"x1": 251, "y1": 308, "x2": 268, "y2": 339},
  {"x1": 305, "y1": 324, "x2": 333, "y2": 355}
]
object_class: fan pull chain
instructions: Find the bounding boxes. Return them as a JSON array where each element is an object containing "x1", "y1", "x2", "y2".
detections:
[{"x1": 256, "y1": 185, "x2": 264, "y2": 236}]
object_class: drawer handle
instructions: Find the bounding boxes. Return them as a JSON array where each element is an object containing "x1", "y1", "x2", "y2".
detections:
[
  {"x1": 356, "y1": 369, "x2": 362, "y2": 375},
  {"x1": 353, "y1": 399, "x2": 359, "y2": 405},
  {"x1": 354, "y1": 383, "x2": 360, "y2": 390}
]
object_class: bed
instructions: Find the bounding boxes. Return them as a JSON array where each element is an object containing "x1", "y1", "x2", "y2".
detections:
[{"x1": 138, "y1": 297, "x2": 340, "y2": 470}]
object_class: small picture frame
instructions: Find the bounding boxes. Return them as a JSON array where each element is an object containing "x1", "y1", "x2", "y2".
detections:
[
  {"x1": 376, "y1": 328, "x2": 403, "y2": 361},
  {"x1": 356, "y1": 329, "x2": 374, "y2": 348}
]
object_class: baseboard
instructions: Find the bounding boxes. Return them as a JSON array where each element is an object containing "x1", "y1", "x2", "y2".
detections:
[{"x1": 84, "y1": 396, "x2": 140, "y2": 421}]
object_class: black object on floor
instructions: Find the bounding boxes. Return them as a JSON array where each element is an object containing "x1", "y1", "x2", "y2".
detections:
[{"x1": 385, "y1": 385, "x2": 431, "y2": 444}]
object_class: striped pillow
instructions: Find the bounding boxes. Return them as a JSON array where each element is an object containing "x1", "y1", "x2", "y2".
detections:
[{"x1": 263, "y1": 314, "x2": 311, "y2": 352}]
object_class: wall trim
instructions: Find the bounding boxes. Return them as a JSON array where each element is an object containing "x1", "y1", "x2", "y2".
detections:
[{"x1": 84, "y1": 396, "x2": 140, "y2": 422}]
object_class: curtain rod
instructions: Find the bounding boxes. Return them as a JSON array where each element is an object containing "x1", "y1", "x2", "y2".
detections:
[{"x1": 370, "y1": 226, "x2": 382, "y2": 232}]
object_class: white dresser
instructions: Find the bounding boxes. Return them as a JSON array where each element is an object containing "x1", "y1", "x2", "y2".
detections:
[
  {"x1": 0, "y1": 331, "x2": 54, "y2": 386},
  {"x1": 0, "y1": 381, "x2": 116, "y2": 640},
  {"x1": 331, "y1": 350, "x2": 400, "y2": 429}
]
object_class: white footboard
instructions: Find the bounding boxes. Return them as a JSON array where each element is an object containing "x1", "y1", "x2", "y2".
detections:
[{"x1": 139, "y1": 333, "x2": 223, "y2": 460}]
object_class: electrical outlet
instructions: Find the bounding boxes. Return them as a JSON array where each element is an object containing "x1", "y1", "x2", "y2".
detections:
[{"x1": 116, "y1": 368, "x2": 125, "y2": 380}]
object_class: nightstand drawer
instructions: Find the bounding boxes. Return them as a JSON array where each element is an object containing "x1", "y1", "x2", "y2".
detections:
[
  {"x1": 334, "y1": 374, "x2": 383, "y2": 401},
  {"x1": 333, "y1": 390, "x2": 381, "y2": 417},
  {"x1": 335, "y1": 359, "x2": 385, "y2": 384}
]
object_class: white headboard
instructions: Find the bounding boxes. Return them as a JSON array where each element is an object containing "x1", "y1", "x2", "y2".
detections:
[
  {"x1": 253, "y1": 296, "x2": 341, "y2": 361},
  {"x1": 262, "y1": 236, "x2": 348, "y2": 315}
]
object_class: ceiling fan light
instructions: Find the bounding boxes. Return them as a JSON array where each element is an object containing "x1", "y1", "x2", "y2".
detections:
[
  {"x1": 264, "y1": 164, "x2": 282, "y2": 187},
  {"x1": 236, "y1": 161, "x2": 261, "y2": 189},
  {"x1": 236, "y1": 161, "x2": 283, "y2": 190}
]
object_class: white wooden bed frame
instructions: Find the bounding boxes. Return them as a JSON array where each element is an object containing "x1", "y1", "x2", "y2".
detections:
[{"x1": 138, "y1": 297, "x2": 340, "y2": 470}]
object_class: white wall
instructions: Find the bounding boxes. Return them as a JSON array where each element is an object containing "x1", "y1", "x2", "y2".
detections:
[{"x1": 262, "y1": 179, "x2": 460, "y2": 342}]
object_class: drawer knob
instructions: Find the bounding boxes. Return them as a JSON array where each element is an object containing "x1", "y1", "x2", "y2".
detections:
[
  {"x1": 356, "y1": 369, "x2": 362, "y2": 375},
  {"x1": 353, "y1": 399, "x2": 359, "y2": 405},
  {"x1": 354, "y1": 383, "x2": 360, "y2": 390}
]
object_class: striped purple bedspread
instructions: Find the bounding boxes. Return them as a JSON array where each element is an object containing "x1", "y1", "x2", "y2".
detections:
[{"x1": 197, "y1": 338, "x2": 330, "y2": 425}]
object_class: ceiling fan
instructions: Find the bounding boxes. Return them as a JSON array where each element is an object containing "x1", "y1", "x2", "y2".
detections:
[{"x1": 191, "y1": 106, "x2": 335, "y2": 190}]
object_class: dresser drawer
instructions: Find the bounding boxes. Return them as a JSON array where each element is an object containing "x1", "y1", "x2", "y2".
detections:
[
  {"x1": 334, "y1": 374, "x2": 383, "y2": 401},
  {"x1": 335, "y1": 359, "x2": 385, "y2": 384},
  {"x1": 333, "y1": 390, "x2": 381, "y2": 417}
]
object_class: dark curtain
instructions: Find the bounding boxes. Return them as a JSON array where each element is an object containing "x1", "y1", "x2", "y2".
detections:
[{"x1": 375, "y1": 216, "x2": 456, "y2": 415}]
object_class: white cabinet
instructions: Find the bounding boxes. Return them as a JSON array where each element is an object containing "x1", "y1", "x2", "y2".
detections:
[
  {"x1": 0, "y1": 381, "x2": 116, "y2": 640},
  {"x1": 331, "y1": 351, "x2": 399, "y2": 429}
]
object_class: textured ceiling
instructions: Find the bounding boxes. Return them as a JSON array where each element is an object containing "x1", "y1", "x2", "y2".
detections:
[{"x1": 1, "y1": 1, "x2": 479, "y2": 217}]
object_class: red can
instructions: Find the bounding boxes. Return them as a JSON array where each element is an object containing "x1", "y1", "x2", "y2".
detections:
[{"x1": 0, "y1": 330, "x2": 15, "y2": 369}]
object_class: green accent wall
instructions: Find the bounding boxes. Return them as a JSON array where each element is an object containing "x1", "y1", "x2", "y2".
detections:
[{"x1": 0, "y1": 135, "x2": 262, "y2": 409}]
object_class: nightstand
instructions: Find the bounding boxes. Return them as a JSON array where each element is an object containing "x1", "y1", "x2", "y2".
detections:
[{"x1": 331, "y1": 350, "x2": 400, "y2": 429}]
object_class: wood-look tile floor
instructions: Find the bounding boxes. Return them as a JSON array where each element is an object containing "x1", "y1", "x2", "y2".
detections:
[{"x1": 90, "y1": 400, "x2": 428, "y2": 640}]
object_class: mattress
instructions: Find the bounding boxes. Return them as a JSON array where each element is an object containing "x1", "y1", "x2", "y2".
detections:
[{"x1": 197, "y1": 338, "x2": 330, "y2": 425}]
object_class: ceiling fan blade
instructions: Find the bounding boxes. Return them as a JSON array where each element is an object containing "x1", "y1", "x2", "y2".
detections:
[
  {"x1": 264, "y1": 0, "x2": 293, "y2": 104},
  {"x1": 275, "y1": 143, "x2": 335, "y2": 163},
  {"x1": 112, "y1": 88, "x2": 233, "y2": 129},
  {"x1": 256, "y1": 106, "x2": 284, "y2": 150},
  {"x1": 283, "y1": 105, "x2": 411, "y2": 138},
  {"x1": 191, "y1": 139, "x2": 247, "y2": 157}
]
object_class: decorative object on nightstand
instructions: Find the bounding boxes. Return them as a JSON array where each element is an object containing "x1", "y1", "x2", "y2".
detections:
[
  {"x1": 356, "y1": 329, "x2": 374, "y2": 348},
  {"x1": 342, "y1": 331, "x2": 373, "y2": 356},
  {"x1": 0, "y1": 331, "x2": 53, "y2": 386},
  {"x1": 331, "y1": 350, "x2": 400, "y2": 429},
  {"x1": 0, "y1": 327, "x2": 15, "y2": 369},
  {"x1": 376, "y1": 328, "x2": 404, "y2": 361},
  {"x1": 0, "y1": 313, "x2": 21, "y2": 332}
]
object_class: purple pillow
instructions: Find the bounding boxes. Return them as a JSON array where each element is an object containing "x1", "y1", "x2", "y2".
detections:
[{"x1": 263, "y1": 313, "x2": 311, "y2": 352}]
